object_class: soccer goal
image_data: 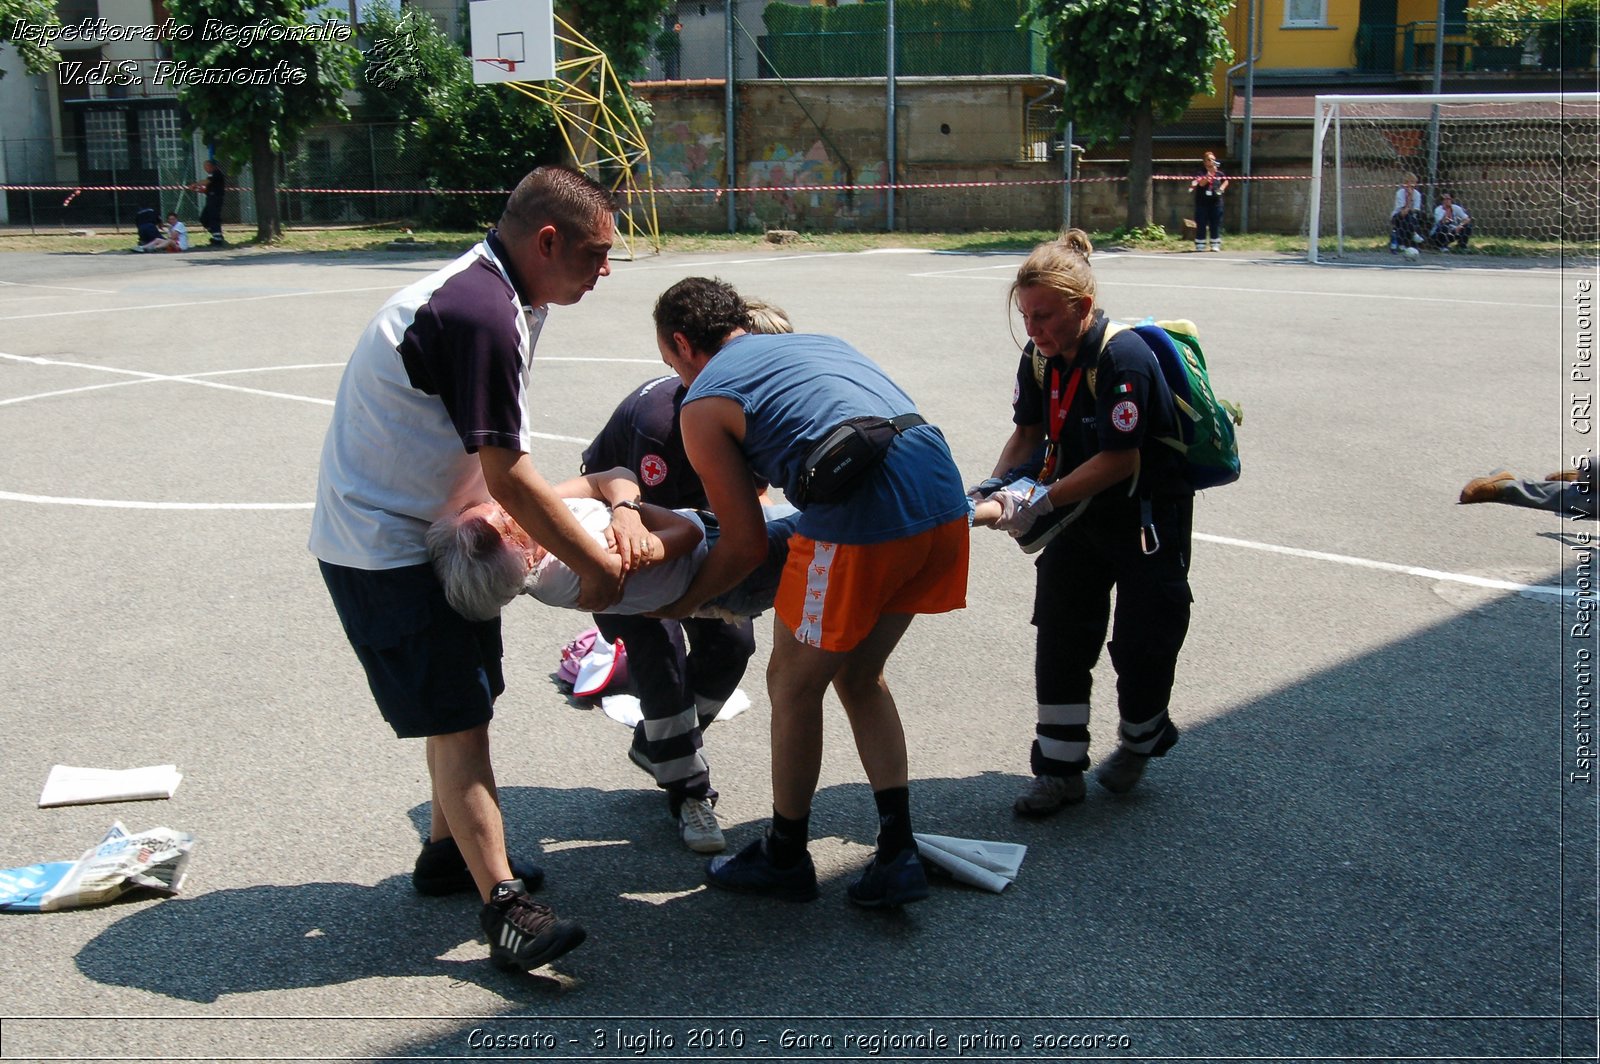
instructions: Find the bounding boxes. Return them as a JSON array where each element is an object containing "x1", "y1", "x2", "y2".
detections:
[{"x1": 1307, "y1": 92, "x2": 1600, "y2": 262}]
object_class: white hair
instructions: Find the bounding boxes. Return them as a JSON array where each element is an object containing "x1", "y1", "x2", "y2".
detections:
[{"x1": 425, "y1": 509, "x2": 527, "y2": 621}]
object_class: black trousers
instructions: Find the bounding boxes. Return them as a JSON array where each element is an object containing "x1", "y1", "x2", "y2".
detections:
[
  {"x1": 1029, "y1": 496, "x2": 1192, "y2": 776},
  {"x1": 200, "y1": 199, "x2": 222, "y2": 239},
  {"x1": 592, "y1": 612, "x2": 755, "y2": 804}
]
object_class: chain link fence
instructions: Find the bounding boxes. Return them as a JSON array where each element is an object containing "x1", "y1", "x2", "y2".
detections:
[
  {"x1": 1, "y1": 0, "x2": 1245, "y2": 235},
  {"x1": 636, "y1": 0, "x2": 1048, "y2": 82},
  {"x1": 3, "y1": 122, "x2": 443, "y2": 231}
]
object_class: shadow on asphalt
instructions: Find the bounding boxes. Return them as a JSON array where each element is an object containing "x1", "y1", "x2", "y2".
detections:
[{"x1": 75, "y1": 567, "x2": 1592, "y2": 1056}]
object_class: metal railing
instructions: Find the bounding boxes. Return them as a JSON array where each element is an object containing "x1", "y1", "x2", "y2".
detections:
[
  {"x1": 1354, "y1": 18, "x2": 1597, "y2": 75},
  {"x1": 759, "y1": 25, "x2": 1049, "y2": 78}
]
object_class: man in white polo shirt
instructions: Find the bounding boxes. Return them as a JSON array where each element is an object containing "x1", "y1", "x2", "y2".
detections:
[{"x1": 309, "y1": 166, "x2": 622, "y2": 975}]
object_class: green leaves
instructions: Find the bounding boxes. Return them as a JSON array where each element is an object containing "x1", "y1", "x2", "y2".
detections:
[
  {"x1": 1023, "y1": 0, "x2": 1232, "y2": 146},
  {"x1": 166, "y1": 0, "x2": 361, "y2": 167},
  {"x1": 0, "y1": 0, "x2": 63, "y2": 78},
  {"x1": 356, "y1": 2, "x2": 559, "y2": 229},
  {"x1": 562, "y1": 0, "x2": 674, "y2": 79}
]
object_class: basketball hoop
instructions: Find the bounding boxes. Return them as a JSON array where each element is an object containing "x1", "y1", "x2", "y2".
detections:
[{"x1": 476, "y1": 56, "x2": 519, "y2": 73}]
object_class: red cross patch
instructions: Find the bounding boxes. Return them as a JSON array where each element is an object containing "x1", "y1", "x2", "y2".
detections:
[
  {"x1": 1111, "y1": 400, "x2": 1139, "y2": 433},
  {"x1": 639, "y1": 454, "x2": 668, "y2": 486}
]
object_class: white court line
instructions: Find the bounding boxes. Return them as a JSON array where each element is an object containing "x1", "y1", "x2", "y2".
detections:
[
  {"x1": 0, "y1": 459, "x2": 1580, "y2": 602},
  {"x1": 534, "y1": 357, "x2": 661, "y2": 364},
  {"x1": 1194, "y1": 532, "x2": 1579, "y2": 600},
  {"x1": 0, "y1": 352, "x2": 338, "y2": 406},
  {"x1": 619, "y1": 252, "x2": 860, "y2": 272},
  {"x1": 0, "y1": 377, "x2": 166, "y2": 408},
  {"x1": 0, "y1": 279, "x2": 116, "y2": 294},
  {"x1": 907, "y1": 266, "x2": 1556, "y2": 309},
  {"x1": 0, "y1": 351, "x2": 658, "y2": 411},
  {"x1": 0, "y1": 491, "x2": 312, "y2": 510},
  {"x1": 0, "y1": 284, "x2": 399, "y2": 322},
  {"x1": 0, "y1": 360, "x2": 350, "y2": 409}
]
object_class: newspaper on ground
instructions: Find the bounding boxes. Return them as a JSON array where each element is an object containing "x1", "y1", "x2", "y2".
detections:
[
  {"x1": 913, "y1": 833, "x2": 1027, "y2": 894},
  {"x1": 0, "y1": 821, "x2": 194, "y2": 912},
  {"x1": 38, "y1": 764, "x2": 183, "y2": 807},
  {"x1": 600, "y1": 688, "x2": 751, "y2": 729}
]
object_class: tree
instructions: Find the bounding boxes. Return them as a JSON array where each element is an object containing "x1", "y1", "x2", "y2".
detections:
[
  {"x1": 559, "y1": 0, "x2": 672, "y2": 80},
  {"x1": 0, "y1": 0, "x2": 61, "y2": 79},
  {"x1": 1024, "y1": 0, "x2": 1232, "y2": 229},
  {"x1": 359, "y1": 3, "x2": 561, "y2": 228},
  {"x1": 166, "y1": 0, "x2": 361, "y2": 241}
]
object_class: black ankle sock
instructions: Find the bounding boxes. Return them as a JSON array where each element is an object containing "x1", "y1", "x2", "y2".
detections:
[
  {"x1": 765, "y1": 809, "x2": 810, "y2": 869},
  {"x1": 872, "y1": 786, "x2": 914, "y2": 859}
]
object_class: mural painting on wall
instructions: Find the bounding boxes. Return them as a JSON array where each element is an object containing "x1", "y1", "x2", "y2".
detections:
[
  {"x1": 649, "y1": 112, "x2": 727, "y2": 194},
  {"x1": 744, "y1": 141, "x2": 887, "y2": 229}
]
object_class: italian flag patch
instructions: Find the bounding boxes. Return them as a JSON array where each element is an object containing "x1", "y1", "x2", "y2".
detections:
[{"x1": 1115, "y1": 382, "x2": 1134, "y2": 395}]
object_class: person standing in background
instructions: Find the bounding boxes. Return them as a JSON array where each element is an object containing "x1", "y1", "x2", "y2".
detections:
[
  {"x1": 188, "y1": 160, "x2": 226, "y2": 245},
  {"x1": 1189, "y1": 151, "x2": 1229, "y2": 252}
]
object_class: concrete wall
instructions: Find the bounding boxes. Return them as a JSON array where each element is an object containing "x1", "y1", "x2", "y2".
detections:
[{"x1": 637, "y1": 77, "x2": 1064, "y2": 232}]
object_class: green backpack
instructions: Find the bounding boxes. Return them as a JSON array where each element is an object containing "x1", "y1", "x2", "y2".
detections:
[{"x1": 1031, "y1": 318, "x2": 1243, "y2": 490}]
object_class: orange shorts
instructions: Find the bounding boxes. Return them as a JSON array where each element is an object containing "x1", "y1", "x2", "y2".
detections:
[{"x1": 775, "y1": 516, "x2": 969, "y2": 652}]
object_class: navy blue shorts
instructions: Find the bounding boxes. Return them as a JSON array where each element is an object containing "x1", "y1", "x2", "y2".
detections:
[{"x1": 318, "y1": 560, "x2": 504, "y2": 739}]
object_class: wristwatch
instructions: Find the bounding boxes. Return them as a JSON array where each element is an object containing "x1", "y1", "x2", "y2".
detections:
[{"x1": 614, "y1": 499, "x2": 643, "y2": 512}]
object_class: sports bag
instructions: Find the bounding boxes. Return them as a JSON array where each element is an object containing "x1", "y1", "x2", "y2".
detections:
[{"x1": 1030, "y1": 318, "x2": 1242, "y2": 490}]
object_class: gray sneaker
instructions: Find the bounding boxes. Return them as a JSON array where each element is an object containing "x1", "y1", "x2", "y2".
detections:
[
  {"x1": 1095, "y1": 746, "x2": 1149, "y2": 795},
  {"x1": 676, "y1": 797, "x2": 726, "y2": 853},
  {"x1": 1012, "y1": 772, "x2": 1085, "y2": 817}
]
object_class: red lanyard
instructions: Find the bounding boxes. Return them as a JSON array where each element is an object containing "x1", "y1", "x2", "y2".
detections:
[{"x1": 1040, "y1": 359, "x2": 1084, "y2": 483}]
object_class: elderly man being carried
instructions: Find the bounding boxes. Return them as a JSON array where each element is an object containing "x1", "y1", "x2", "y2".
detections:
[{"x1": 428, "y1": 467, "x2": 800, "y2": 622}]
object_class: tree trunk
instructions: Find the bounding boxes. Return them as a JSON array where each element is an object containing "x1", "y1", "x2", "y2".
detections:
[
  {"x1": 251, "y1": 129, "x2": 281, "y2": 243},
  {"x1": 1125, "y1": 102, "x2": 1155, "y2": 230}
]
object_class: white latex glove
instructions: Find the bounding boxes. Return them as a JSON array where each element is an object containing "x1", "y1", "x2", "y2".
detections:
[{"x1": 993, "y1": 488, "x2": 1053, "y2": 535}]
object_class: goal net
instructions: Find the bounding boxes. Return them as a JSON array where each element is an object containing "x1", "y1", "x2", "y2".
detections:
[{"x1": 1308, "y1": 93, "x2": 1599, "y2": 262}]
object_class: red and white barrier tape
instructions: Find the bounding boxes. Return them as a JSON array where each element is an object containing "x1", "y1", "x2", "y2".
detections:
[{"x1": 2, "y1": 172, "x2": 1316, "y2": 208}]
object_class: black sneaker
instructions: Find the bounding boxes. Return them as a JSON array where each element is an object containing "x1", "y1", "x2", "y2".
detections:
[
  {"x1": 1015, "y1": 499, "x2": 1088, "y2": 555},
  {"x1": 705, "y1": 837, "x2": 819, "y2": 902},
  {"x1": 847, "y1": 848, "x2": 930, "y2": 908},
  {"x1": 412, "y1": 837, "x2": 545, "y2": 897},
  {"x1": 479, "y1": 880, "x2": 586, "y2": 972}
]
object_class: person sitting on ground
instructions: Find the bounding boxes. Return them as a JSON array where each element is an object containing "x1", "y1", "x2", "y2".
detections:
[
  {"x1": 426, "y1": 467, "x2": 803, "y2": 623},
  {"x1": 1428, "y1": 193, "x2": 1472, "y2": 252},
  {"x1": 1459, "y1": 457, "x2": 1595, "y2": 514},
  {"x1": 161, "y1": 212, "x2": 190, "y2": 252},
  {"x1": 1390, "y1": 173, "x2": 1423, "y2": 253},
  {"x1": 134, "y1": 208, "x2": 162, "y2": 252}
]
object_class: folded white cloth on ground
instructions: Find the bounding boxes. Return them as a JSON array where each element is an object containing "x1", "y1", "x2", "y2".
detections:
[
  {"x1": 38, "y1": 765, "x2": 183, "y2": 807},
  {"x1": 913, "y1": 833, "x2": 1027, "y2": 893},
  {"x1": 601, "y1": 689, "x2": 751, "y2": 728}
]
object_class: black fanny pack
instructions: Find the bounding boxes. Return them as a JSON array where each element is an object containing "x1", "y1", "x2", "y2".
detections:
[{"x1": 792, "y1": 413, "x2": 925, "y2": 508}]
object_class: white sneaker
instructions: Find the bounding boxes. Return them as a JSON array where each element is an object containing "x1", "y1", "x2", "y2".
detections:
[{"x1": 676, "y1": 798, "x2": 725, "y2": 853}]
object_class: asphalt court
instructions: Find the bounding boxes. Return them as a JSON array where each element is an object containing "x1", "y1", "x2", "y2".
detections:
[{"x1": 0, "y1": 244, "x2": 1591, "y2": 1061}]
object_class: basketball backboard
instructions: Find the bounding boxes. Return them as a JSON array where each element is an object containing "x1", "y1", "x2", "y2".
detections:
[{"x1": 469, "y1": 0, "x2": 556, "y2": 83}]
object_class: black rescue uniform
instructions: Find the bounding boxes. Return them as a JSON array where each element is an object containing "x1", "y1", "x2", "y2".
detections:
[
  {"x1": 582, "y1": 375, "x2": 756, "y2": 810},
  {"x1": 200, "y1": 165, "x2": 226, "y2": 244},
  {"x1": 1014, "y1": 310, "x2": 1194, "y2": 777}
]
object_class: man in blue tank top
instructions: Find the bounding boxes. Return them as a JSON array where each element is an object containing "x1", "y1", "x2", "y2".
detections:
[{"x1": 650, "y1": 276, "x2": 970, "y2": 909}]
